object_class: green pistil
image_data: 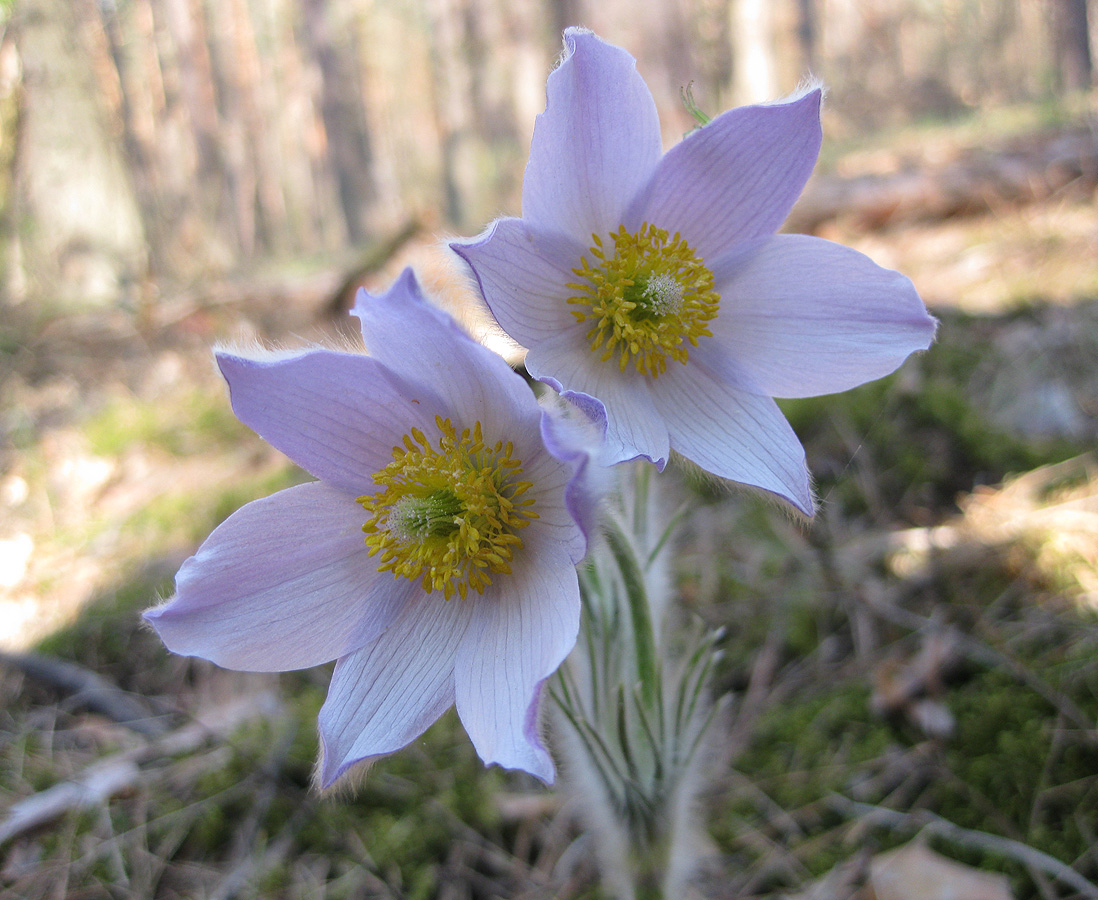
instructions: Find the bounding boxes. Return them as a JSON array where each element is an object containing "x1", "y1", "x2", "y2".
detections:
[{"x1": 388, "y1": 489, "x2": 464, "y2": 541}]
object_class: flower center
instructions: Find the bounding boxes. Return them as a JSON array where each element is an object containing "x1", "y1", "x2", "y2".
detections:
[
  {"x1": 566, "y1": 223, "x2": 720, "y2": 377},
  {"x1": 358, "y1": 416, "x2": 538, "y2": 600}
]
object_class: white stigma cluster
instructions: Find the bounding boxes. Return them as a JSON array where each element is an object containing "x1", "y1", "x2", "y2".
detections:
[{"x1": 641, "y1": 273, "x2": 685, "y2": 316}]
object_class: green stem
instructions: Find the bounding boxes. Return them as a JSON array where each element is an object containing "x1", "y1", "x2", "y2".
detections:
[{"x1": 603, "y1": 515, "x2": 659, "y2": 711}]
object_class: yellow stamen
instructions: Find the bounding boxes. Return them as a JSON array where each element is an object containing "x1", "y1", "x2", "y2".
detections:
[
  {"x1": 567, "y1": 223, "x2": 720, "y2": 377},
  {"x1": 358, "y1": 416, "x2": 538, "y2": 600}
]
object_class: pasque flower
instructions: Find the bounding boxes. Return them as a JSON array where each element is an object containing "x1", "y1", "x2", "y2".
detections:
[
  {"x1": 145, "y1": 269, "x2": 596, "y2": 785},
  {"x1": 452, "y1": 29, "x2": 937, "y2": 515}
]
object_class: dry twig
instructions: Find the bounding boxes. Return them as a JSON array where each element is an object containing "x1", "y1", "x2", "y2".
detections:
[
  {"x1": 0, "y1": 691, "x2": 281, "y2": 846},
  {"x1": 829, "y1": 794, "x2": 1098, "y2": 900},
  {"x1": 0, "y1": 650, "x2": 173, "y2": 736}
]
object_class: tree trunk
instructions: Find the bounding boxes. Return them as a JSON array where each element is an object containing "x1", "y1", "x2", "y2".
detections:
[
  {"x1": 731, "y1": 0, "x2": 778, "y2": 104},
  {"x1": 228, "y1": 0, "x2": 288, "y2": 255},
  {"x1": 796, "y1": 0, "x2": 818, "y2": 74},
  {"x1": 157, "y1": 0, "x2": 235, "y2": 274},
  {"x1": 547, "y1": 0, "x2": 582, "y2": 41},
  {"x1": 426, "y1": 0, "x2": 472, "y2": 226},
  {"x1": 1048, "y1": 0, "x2": 1093, "y2": 91},
  {"x1": 6, "y1": 0, "x2": 145, "y2": 307},
  {"x1": 300, "y1": 0, "x2": 377, "y2": 245},
  {"x1": 91, "y1": 0, "x2": 164, "y2": 267}
]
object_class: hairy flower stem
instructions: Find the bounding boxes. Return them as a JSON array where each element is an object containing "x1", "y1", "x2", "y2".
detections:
[
  {"x1": 552, "y1": 462, "x2": 722, "y2": 900},
  {"x1": 603, "y1": 516, "x2": 659, "y2": 710}
]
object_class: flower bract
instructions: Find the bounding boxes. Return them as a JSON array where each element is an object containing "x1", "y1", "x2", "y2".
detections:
[
  {"x1": 452, "y1": 28, "x2": 937, "y2": 515},
  {"x1": 144, "y1": 269, "x2": 597, "y2": 785}
]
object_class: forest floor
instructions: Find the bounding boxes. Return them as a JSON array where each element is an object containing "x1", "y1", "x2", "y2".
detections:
[{"x1": 1, "y1": 106, "x2": 1097, "y2": 899}]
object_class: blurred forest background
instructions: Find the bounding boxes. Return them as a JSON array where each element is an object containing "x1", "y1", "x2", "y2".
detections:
[
  {"x1": 1, "y1": 0, "x2": 1095, "y2": 304},
  {"x1": 1, "y1": 1, "x2": 1098, "y2": 898}
]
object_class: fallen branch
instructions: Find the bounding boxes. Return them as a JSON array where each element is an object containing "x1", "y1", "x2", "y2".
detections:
[
  {"x1": 0, "y1": 691, "x2": 282, "y2": 846},
  {"x1": 0, "y1": 650, "x2": 173, "y2": 736},
  {"x1": 788, "y1": 128, "x2": 1098, "y2": 232},
  {"x1": 0, "y1": 757, "x2": 141, "y2": 846},
  {"x1": 829, "y1": 794, "x2": 1098, "y2": 900},
  {"x1": 323, "y1": 216, "x2": 424, "y2": 317}
]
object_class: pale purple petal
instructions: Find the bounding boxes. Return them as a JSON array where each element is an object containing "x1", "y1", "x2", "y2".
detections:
[
  {"x1": 525, "y1": 331, "x2": 670, "y2": 468},
  {"x1": 352, "y1": 268, "x2": 466, "y2": 367},
  {"x1": 217, "y1": 350, "x2": 440, "y2": 496},
  {"x1": 523, "y1": 28, "x2": 662, "y2": 242},
  {"x1": 517, "y1": 445, "x2": 588, "y2": 568},
  {"x1": 652, "y1": 363, "x2": 814, "y2": 515},
  {"x1": 455, "y1": 545, "x2": 580, "y2": 782},
  {"x1": 351, "y1": 269, "x2": 542, "y2": 445},
  {"x1": 318, "y1": 595, "x2": 474, "y2": 788},
  {"x1": 450, "y1": 218, "x2": 585, "y2": 349},
  {"x1": 536, "y1": 400, "x2": 608, "y2": 562},
  {"x1": 705, "y1": 234, "x2": 936, "y2": 397},
  {"x1": 144, "y1": 482, "x2": 416, "y2": 671},
  {"x1": 628, "y1": 90, "x2": 822, "y2": 258}
]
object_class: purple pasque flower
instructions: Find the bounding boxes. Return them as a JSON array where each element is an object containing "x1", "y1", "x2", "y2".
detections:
[
  {"x1": 145, "y1": 269, "x2": 596, "y2": 786},
  {"x1": 452, "y1": 28, "x2": 937, "y2": 515}
]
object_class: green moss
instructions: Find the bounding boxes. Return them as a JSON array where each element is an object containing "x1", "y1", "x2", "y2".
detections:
[
  {"x1": 722, "y1": 605, "x2": 1098, "y2": 886},
  {"x1": 726, "y1": 684, "x2": 893, "y2": 813},
  {"x1": 938, "y1": 671, "x2": 1098, "y2": 865},
  {"x1": 114, "y1": 677, "x2": 514, "y2": 897},
  {"x1": 84, "y1": 391, "x2": 246, "y2": 458},
  {"x1": 712, "y1": 682, "x2": 899, "y2": 887}
]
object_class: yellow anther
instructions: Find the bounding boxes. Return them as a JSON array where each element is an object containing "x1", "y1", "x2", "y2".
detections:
[
  {"x1": 567, "y1": 223, "x2": 720, "y2": 377},
  {"x1": 358, "y1": 416, "x2": 536, "y2": 599}
]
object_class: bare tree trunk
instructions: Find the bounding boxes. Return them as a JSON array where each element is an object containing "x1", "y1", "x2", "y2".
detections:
[
  {"x1": 426, "y1": 0, "x2": 472, "y2": 226},
  {"x1": 300, "y1": 0, "x2": 377, "y2": 245},
  {"x1": 158, "y1": 0, "x2": 234, "y2": 273},
  {"x1": 90, "y1": 0, "x2": 165, "y2": 266},
  {"x1": 203, "y1": 0, "x2": 256, "y2": 259},
  {"x1": 228, "y1": 0, "x2": 288, "y2": 255},
  {"x1": 270, "y1": 12, "x2": 339, "y2": 255},
  {"x1": 796, "y1": 0, "x2": 818, "y2": 74},
  {"x1": 547, "y1": 0, "x2": 582, "y2": 41},
  {"x1": 731, "y1": 0, "x2": 779, "y2": 104},
  {"x1": 6, "y1": 0, "x2": 145, "y2": 306},
  {"x1": 162, "y1": 0, "x2": 221, "y2": 185},
  {"x1": 0, "y1": 26, "x2": 23, "y2": 305},
  {"x1": 1048, "y1": 0, "x2": 1093, "y2": 90}
]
